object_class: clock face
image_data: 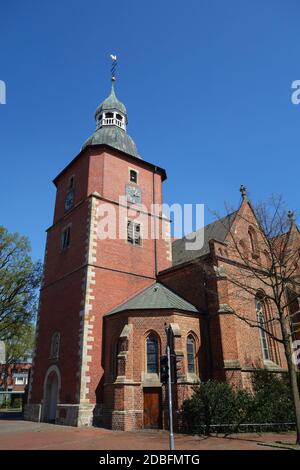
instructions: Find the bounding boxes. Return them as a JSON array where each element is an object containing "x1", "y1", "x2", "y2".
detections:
[
  {"x1": 126, "y1": 184, "x2": 142, "y2": 204},
  {"x1": 64, "y1": 190, "x2": 74, "y2": 212}
]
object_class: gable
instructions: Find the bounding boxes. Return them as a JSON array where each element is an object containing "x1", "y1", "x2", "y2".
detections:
[
  {"x1": 223, "y1": 201, "x2": 263, "y2": 246},
  {"x1": 172, "y1": 212, "x2": 237, "y2": 267}
]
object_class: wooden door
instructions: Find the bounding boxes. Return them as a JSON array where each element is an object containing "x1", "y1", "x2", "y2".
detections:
[{"x1": 143, "y1": 388, "x2": 162, "y2": 429}]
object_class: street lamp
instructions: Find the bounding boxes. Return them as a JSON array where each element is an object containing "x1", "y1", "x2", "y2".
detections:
[{"x1": 164, "y1": 323, "x2": 174, "y2": 451}]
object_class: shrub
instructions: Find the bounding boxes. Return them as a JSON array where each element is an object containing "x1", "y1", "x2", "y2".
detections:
[
  {"x1": 183, "y1": 380, "x2": 253, "y2": 435},
  {"x1": 0, "y1": 398, "x2": 11, "y2": 409},
  {"x1": 11, "y1": 397, "x2": 23, "y2": 409},
  {"x1": 183, "y1": 371, "x2": 296, "y2": 435},
  {"x1": 251, "y1": 370, "x2": 295, "y2": 424}
]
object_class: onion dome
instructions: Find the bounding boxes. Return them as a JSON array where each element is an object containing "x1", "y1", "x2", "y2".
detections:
[{"x1": 82, "y1": 79, "x2": 140, "y2": 158}]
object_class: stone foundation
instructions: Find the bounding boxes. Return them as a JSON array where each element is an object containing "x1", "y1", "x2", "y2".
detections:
[
  {"x1": 23, "y1": 404, "x2": 42, "y2": 422},
  {"x1": 24, "y1": 403, "x2": 102, "y2": 427},
  {"x1": 56, "y1": 403, "x2": 100, "y2": 426}
]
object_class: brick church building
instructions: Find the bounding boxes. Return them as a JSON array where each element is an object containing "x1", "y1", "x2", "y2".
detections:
[{"x1": 24, "y1": 71, "x2": 300, "y2": 430}]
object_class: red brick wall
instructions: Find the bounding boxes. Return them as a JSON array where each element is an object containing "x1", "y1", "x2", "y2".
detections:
[
  {"x1": 53, "y1": 150, "x2": 90, "y2": 224},
  {"x1": 30, "y1": 145, "x2": 170, "y2": 412},
  {"x1": 43, "y1": 200, "x2": 89, "y2": 286},
  {"x1": 218, "y1": 202, "x2": 288, "y2": 372},
  {"x1": 85, "y1": 269, "x2": 154, "y2": 403},
  {"x1": 102, "y1": 309, "x2": 203, "y2": 429},
  {"x1": 158, "y1": 201, "x2": 290, "y2": 388},
  {"x1": 30, "y1": 268, "x2": 84, "y2": 404},
  {"x1": 88, "y1": 149, "x2": 163, "y2": 207}
]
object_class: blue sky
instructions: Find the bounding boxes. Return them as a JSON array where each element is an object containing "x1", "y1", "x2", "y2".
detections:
[{"x1": 1, "y1": 0, "x2": 299, "y2": 261}]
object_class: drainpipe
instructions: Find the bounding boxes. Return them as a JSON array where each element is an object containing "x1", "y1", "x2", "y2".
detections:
[{"x1": 152, "y1": 168, "x2": 158, "y2": 278}]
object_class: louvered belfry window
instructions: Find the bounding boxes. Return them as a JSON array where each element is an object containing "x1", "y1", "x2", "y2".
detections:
[{"x1": 127, "y1": 220, "x2": 141, "y2": 245}]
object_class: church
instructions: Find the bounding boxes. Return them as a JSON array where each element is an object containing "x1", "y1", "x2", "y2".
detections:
[{"x1": 24, "y1": 65, "x2": 299, "y2": 431}]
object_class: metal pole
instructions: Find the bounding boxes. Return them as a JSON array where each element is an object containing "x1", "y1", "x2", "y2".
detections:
[{"x1": 166, "y1": 328, "x2": 175, "y2": 450}]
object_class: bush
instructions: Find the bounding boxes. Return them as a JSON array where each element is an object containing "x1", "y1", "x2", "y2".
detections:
[
  {"x1": 11, "y1": 397, "x2": 23, "y2": 409},
  {"x1": 251, "y1": 370, "x2": 295, "y2": 424},
  {"x1": 183, "y1": 380, "x2": 253, "y2": 435},
  {"x1": 183, "y1": 371, "x2": 296, "y2": 435},
  {"x1": 0, "y1": 398, "x2": 11, "y2": 409}
]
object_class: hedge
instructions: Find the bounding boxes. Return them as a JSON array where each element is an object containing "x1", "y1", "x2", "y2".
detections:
[{"x1": 182, "y1": 370, "x2": 299, "y2": 435}]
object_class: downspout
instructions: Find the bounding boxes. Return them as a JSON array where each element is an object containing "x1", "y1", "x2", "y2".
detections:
[{"x1": 152, "y1": 168, "x2": 158, "y2": 278}]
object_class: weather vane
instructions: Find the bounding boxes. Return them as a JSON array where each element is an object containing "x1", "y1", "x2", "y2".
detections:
[{"x1": 110, "y1": 54, "x2": 117, "y2": 81}]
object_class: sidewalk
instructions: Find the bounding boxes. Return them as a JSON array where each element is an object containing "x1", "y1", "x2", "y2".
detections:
[{"x1": 0, "y1": 419, "x2": 297, "y2": 450}]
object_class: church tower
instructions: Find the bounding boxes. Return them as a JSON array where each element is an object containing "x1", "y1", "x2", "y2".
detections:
[{"x1": 25, "y1": 63, "x2": 172, "y2": 426}]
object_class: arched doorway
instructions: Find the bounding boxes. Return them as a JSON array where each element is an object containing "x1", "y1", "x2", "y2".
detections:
[{"x1": 43, "y1": 367, "x2": 60, "y2": 423}]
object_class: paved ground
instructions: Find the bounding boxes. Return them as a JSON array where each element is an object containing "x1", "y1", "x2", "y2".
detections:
[{"x1": 0, "y1": 416, "x2": 297, "y2": 450}]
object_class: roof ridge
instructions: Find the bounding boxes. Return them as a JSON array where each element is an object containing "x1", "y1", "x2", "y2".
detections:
[
  {"x1": 171, "y1": 210, "x2": 238, "y2": 267},
  {"x1": 173, "y1": 210, "x2": 237, "y2": 243}
]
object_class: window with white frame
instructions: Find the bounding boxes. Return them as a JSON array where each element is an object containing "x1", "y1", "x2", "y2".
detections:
[
  {"x1": 127, "y1": 220, "x2": 141, "y2": 246},
  {"x1": 15, "y1": 376, "x2": 25, "y2": 385}
]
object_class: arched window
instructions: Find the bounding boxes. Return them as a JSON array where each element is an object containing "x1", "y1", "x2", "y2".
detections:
[
  {"x1": 287, "y1": 288, "x2": 300, "y2": 340},
  {"x1": 255, "y1": 297, "x2": 270, "y2": 361},
  {"x1": 248, "y1": 227, "x2": 258, "y2": 253},
  {"x1": 105, "y1": 112, "x2": 113, "y2": 119},
  {"x1": 146, "y1": 333, "x2": 159, "y2": 374},
  {"x1": 187, "y1": 335, "x2": 196, "y2": 373},
  {"x1": 50, "y1": 332, "x2": 60, "y2": 360}
]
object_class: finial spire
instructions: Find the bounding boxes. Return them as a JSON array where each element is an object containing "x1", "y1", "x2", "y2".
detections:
[
  {"x1": 110, "y1": 54, "x2": 117, "y2": 82},
  {"x1": 240, "y1": 184, "x2": 247, "y2": 201},
  {"x1": 288, "y1": 210, "x2": 295, "y2": 224}
]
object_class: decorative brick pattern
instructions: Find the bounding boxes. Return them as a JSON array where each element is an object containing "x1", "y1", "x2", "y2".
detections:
[{"x1": 77, "y1": 195, "x2": 99, "y2": 404}]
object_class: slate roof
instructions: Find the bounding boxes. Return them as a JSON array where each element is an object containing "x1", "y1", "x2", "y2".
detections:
[
  {"x1": 106, "y1": 282, "x2": 198, "y2": 316},
  {"x1": 95, "y1": 82, "x2": 127, "y2": 116},
  {"x1": 81, "y1": 125, "x2": 140, "y2": 158},
  {"x1": 172, "y1": 211, "x2": 237, "y2": 267},
  {"x1": 82, "y1": 81, "x2": 140, "y2": 158}
]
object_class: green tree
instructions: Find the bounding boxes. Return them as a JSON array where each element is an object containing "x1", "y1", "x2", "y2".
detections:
[
  {"x1": 0, "y1": 226, "x2": 41, "y2": 342},
  {"x1": 6, "y1": 323, "x2": 35, "y2": 363}
]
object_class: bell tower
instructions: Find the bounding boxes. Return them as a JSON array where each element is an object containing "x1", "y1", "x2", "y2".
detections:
[{"x1": 25, "y1": 59, "x2": 172, "y2": 426}]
